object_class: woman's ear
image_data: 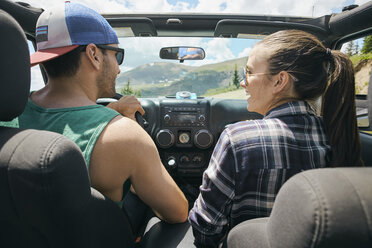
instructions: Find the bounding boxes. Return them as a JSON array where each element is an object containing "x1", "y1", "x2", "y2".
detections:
[{"x1": 272, "y1": 71, "x2": 291, "y2": 94}]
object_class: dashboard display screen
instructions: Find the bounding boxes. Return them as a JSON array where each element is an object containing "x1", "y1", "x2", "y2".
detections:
[{"x1": 176, "y1": 114, "x2": 196, "y2": 123}]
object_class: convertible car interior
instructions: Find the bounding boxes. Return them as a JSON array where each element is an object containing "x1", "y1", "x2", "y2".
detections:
[{"x1": 0, "y1": 0, "x2": 371, "y2": 247}]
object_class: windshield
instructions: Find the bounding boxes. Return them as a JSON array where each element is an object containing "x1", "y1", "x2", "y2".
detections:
[{"x1": 117, "y1": 37, "x2": 260, "y2": 99}]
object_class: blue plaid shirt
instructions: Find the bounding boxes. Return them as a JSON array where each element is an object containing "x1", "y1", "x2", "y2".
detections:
[{"x1": 188, "y1": 101, "x2": 330, "y2": 247}]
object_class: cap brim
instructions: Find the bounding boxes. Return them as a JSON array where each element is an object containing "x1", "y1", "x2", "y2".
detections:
[{"x1": 30, "y1": 45, "x2": 79, "y2": 67}]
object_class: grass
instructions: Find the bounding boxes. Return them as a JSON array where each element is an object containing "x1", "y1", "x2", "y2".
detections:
[
  {"x1": 350, "y1": 52, "x2": 372, "y2": 67},
  {"x1": 203, "y1": 85, "x2": 240, "y2": 96}
]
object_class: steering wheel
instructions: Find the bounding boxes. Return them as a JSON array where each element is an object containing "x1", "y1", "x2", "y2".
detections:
[{"x1": 113, "y1": 93, "x2": 145, "y2": 129}]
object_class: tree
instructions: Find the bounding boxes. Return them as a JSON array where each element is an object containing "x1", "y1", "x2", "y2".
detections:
[
  {"x1": 345, "y1": 40, "x2": 355, "y2": 56},
  {"x1": 354, "y1": 41, "x2": 359, "y2": 55},
  {"x1": 361, "y1": 35, "x2": 372, "y2": 54},
  {"x1": 120, "y1": 79, "x2": 142, "y2": 97},
  {"x1": 232, "y1": 64, "x2": 240, "y2": 88}
]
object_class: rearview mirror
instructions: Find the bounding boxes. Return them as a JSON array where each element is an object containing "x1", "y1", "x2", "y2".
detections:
[{"x1": 159, "y1": 47, "x2": 205, "y2": 62}]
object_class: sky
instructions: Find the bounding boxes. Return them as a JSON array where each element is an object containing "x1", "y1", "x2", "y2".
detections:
[
  {"x1": 21, "y1": 0, "x2": 371, "y2": 90},
  {"x1": 20, "y1": 0, "x2": 370, "y2": 16}
]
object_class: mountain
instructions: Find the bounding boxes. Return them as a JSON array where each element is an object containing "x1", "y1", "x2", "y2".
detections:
[
  {"x1": 116, "y1": 56, "x2": 248, "y2": 97},
  {"x1": 116, "y1": 62, "x2": 194, "y2": 86},
  {"x1": 194, "y1": 56, "x2": 247, "y2": 72}
]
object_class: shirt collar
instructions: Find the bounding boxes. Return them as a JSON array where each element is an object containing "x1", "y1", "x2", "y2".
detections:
[{"x1": 264, "y1": 101, "x2": 317, "y2": 119}]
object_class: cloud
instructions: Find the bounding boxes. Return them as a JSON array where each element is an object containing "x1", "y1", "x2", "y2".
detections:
[
  {"x1": 354, "y1": 0, "x2": 370, "y2": 6},
  {"x1": 30, "y1": 65, "x2": 45, "y2": 91},
  {"x1": 204, "y1": 38, "x2": 235, "y2": 61},
  {"x1": 118, "y1": 36, "x2": 242, "y2": 70},
  {"x1": 120, "y1": 37, "x2": 205, "y2": 71},
  {"x1": 20, "y1": 0, "x2": 355, "y2": 16},
  {"x1": 238, "y1": 47, "x2": 252, "y2": 58},
  {"x1": 19, "y1": 0, "x2": 130, "y2": 13},
  {"x1": 20, "y1": 0, "x2": 362, "y2": 89}
]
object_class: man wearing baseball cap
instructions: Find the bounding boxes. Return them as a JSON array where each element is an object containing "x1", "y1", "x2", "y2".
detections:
[{"x1": 1, "y1": 1, "x2": 188, "y2": 226}]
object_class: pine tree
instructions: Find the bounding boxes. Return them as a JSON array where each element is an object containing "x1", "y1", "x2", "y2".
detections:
[
  {"x1": 232, "y1": 64, "x2": 240, "y2": 88},
  {"x1": 121, "y1": 80, "x2": 134, "y2": 95},
  {"x1": 120, "y1": 80, "x2": 142, "y2": 97},
  {"x1": 361, "y1": 35, "x2": 372, "y2": 54},
  {"x1": 345, "y1": 40, "x2": 355, "y2": 56},
  {"x1": 354, "y1": 41, "x2": 359, "y2": 55}
]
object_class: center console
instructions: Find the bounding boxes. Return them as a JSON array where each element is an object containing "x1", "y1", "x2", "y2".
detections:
[{"x1": 155, "y1": 99, "x2": 214, "y2": 175}]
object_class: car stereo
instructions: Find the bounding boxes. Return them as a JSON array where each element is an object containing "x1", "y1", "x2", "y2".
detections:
[
  {"x1": 155, "y1": 100, "x2": 214, "y2": 175},
  {"x1": 162, "y1": 106, "x2": 207, "y2": 127}
]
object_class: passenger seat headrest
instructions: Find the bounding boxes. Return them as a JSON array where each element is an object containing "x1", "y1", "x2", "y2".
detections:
[{"x1": 0, "y1": 10, "x2": 30, "y2": 121}]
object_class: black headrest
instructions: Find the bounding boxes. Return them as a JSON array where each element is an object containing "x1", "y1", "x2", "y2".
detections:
[
  {"x1": 0, "y1": 129, "x2": 134, "y2": 247},
  {"x1": 228, "y1": 167, "x2": 372, "y2": 248},
  {"x1": 0, "y1": 10, "x2": 30, "y2": 121}
]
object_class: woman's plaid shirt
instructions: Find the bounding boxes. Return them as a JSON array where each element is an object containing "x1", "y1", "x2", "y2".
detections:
[{"x1": 189, "y1": 101, "x2": 331, "y2": 247}]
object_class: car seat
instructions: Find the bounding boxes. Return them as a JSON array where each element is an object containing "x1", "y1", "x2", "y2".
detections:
[
  {"x1": 227, "y1": 167, "x2": 372, "y2": 248},
  {"x1": 0, "y1": 10, "x2": 134, "y2": 248}
]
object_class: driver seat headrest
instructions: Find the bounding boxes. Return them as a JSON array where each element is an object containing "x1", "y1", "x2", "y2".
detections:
[{"x1": 0, "y1": 9, "x2": 30, "y2": 121}]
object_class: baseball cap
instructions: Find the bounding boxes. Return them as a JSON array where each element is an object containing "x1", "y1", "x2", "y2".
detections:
[{"x1": 30, "y1": 2, "x2": 118, "y2": 67}]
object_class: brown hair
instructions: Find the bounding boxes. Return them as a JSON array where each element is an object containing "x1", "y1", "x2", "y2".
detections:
[
  {"x1": 258, "y1": 30, "x2": 363, "y2": 166},
  {"x1": 42, "y1": 45, "x2": 107, "y2": 78}
]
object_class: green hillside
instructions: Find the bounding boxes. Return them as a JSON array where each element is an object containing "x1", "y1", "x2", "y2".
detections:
[
  {"x1": 116, "y1": 62, "x2": 194, "y2": 86},
  {"x1": 117, "y1": 56, "x2": 248, "y2": 97}
]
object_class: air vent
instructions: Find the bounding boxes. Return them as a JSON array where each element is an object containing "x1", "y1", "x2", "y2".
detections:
[{"x1": 139, "y1": 33, "x2": 152, "y2": 37}]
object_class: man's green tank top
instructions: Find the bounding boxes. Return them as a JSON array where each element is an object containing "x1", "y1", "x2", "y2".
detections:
[{"x1": 0, "y1": 98, "x2": 130, "y2": 206}]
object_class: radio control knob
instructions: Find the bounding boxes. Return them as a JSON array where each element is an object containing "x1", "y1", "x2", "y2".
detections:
[
  {"x1": 192, "y1": 155, "x2": 203, "y2": 164},
  {"x1": 156, "y1": 129, "x2": 175, "y2": 148},
  {"x1": 164, "y1": 114, "x2": 171, "y2": 122},
  {"x1": 194, "y1": 129, "x2": 213, "y2": 149},
  {"x1": 198, "y1": 114, "x2": 206, "y2": 122},
  {"x1": 179, "y1": 155, "x2": 190, "y2": 165}
]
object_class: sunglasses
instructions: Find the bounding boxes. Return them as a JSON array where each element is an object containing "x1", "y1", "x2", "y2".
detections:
[
  {"x1": 242, "y1": 68, "x2": 274, "y2": 86},
  {"x1": 95, "y1": 44, "x2": 125, "y2": 65}
]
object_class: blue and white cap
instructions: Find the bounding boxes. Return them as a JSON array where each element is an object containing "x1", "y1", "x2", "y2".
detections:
[{"x1": 30, "y1": 2, "x2": 118, "y2": 67}]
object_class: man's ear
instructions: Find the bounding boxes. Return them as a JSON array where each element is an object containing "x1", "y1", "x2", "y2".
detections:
[
  {"x1": 84, "y1": 43, "x2": 102, "y2": 70},
  {"x1": 272, "y1": 71, "x2": 291, "y2": 94}
]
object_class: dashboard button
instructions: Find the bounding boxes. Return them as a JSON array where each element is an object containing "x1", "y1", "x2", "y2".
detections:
[
  {"x1": 198, "y1": 114, "x2": 206, "y2": 122},
  {"x1": 167, "y1": 156, "x2": 177, "y2": 169},
  {"x1": 179, "y1": 155, "x2": 190, "y2": 164},
  {"x1": 164, "y1": 114, "x2": 171, "y2": 122},
  {"x1": 194, "y1": 129, "x2": 213, "y2": 149},
  {"x1": 156, "y1": 129, "x2": 175, "y2": 148},
  {"x1": 192, "y1": 155, "x2": 203, "y2": 164}
]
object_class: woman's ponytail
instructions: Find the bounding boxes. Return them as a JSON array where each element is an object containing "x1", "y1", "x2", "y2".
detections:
[{"x1": 322, "y1": 50, "x2": 364, "y2": 166}]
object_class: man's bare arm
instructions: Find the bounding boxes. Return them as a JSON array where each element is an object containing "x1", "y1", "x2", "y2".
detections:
[{"x1": 89, "y1": 116, "x2": 188, "y2": 223}]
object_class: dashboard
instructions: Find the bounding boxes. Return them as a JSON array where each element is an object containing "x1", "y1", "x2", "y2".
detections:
[
  {"x1": 138, "y1": 97, "x2": 262, "y2": 178},
  {"x1": 99, "y1": 95, "x2": 262, "y2": 201}
]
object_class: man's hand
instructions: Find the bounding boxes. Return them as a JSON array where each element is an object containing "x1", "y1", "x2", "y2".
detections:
[{"x1": 107, "y1": 95, "x2": 145, "y2": 121}]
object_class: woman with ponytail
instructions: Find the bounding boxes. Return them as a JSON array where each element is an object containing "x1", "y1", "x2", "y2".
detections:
[{"x1": 189, "y1": 30, "x2": 364, "y2": 248}]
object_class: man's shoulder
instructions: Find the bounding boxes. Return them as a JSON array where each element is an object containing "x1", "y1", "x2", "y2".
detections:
[
  {"x1": 90, "y1": 115, "x2": 157, "y2": 175},
  {"x1": 99, "y1": 115, "x2": 150, "y2": 148}
]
